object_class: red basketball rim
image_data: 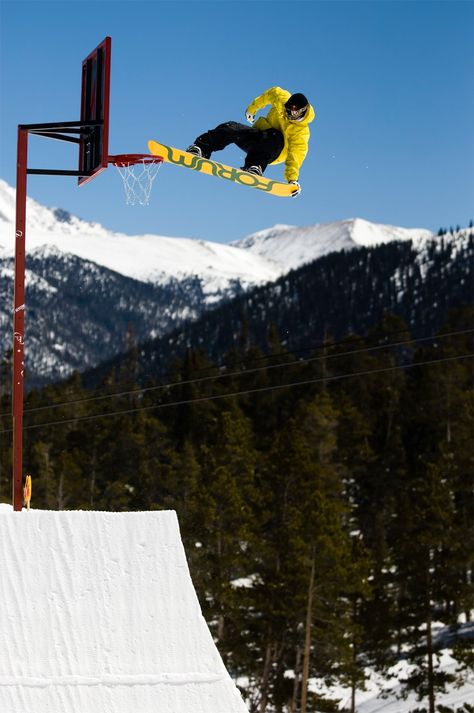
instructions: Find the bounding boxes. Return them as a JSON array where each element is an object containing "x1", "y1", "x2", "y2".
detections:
[{"x1": 109, "y1": 154, "x2": 163, "y2": 166}]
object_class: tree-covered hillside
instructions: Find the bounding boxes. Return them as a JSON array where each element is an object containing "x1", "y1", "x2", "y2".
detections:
[
  {"x1": 1, "y1": 307, "x2": 472, "y2": 713},
  {"x1": 83, "y1": 230, "x2": 473, "y2": 391}
]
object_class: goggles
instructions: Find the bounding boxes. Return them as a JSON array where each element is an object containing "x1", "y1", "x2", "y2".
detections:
[{"x1": 285, "y1": 104, "x2": 308, "y2": 122}]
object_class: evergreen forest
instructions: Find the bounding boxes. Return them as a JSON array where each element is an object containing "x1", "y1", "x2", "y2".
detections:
[{"x1": 0, "y1": 307, "x2": 472, "y2": 713}]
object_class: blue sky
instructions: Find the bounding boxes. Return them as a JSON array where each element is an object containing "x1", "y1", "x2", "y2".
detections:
[{"x1": 0, "y1": 0, "x2": 472, "y2": 243}]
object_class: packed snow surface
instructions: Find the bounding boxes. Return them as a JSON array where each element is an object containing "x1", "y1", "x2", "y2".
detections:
[{"x1": 0, "y1": 507, "x2": 248, "y2": 713}]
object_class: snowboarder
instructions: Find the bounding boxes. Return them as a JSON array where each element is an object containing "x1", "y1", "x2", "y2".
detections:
[{"x1": 187, "y1": 87, "x2": 315, "y2": 196}]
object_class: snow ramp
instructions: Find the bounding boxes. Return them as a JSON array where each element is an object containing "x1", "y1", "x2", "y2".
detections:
[{"x1": 0, "y1": 508, "x2": 248, "y2": 713}]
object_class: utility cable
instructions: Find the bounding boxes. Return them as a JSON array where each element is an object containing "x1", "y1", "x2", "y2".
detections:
[
  {"x1": 1, "y1": 352, "x2": 471, "y2": 433},
  {"x1": 1, "y1": 328, "x2": 471, "y2": 419}
]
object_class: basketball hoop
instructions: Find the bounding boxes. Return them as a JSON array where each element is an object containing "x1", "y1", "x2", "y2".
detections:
[{"x1": 109, "y1": 154, "x2": 163, "y2": 206}]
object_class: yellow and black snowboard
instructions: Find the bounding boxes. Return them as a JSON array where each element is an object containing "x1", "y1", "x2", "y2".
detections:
[{"x1": 148, "y1": 141, "x2": 298, "y2": 198}]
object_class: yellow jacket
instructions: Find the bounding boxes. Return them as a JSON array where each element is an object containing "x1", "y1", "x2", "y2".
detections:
[{"x1": 246, "y1": 86, "x2": 315, "y2": 182}]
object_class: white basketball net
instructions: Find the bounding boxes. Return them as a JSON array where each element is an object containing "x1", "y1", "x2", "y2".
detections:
[{"x1": 113, "y1": 158, "x2": 162, "y2": 206}]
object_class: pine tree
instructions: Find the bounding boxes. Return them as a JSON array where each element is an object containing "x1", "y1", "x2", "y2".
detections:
[
  {"x1": 330, "y1": 316, "x2": 412, "y2": 666},
  {"x1": 193, "y1": 400, "x2": 259, "y2": 677},
  {"x1": 248, "y1": 391, "x2": 371, "y2": 712},
  {"x1": 395, "y1": 310, "x2": 474, "y2": 711},
  {"x1": 164, "y1": 347, "x2": 220, "y2": 447}
]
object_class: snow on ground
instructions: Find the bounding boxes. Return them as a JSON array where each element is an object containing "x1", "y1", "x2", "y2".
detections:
[
  {"x1": 0, "y1": 506, "x2": 248, "y2": 713},
  {"x1": 311, "y1": 651, "x2": 474, "y2": 712}
]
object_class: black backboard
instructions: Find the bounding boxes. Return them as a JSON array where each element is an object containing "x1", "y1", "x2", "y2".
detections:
[{"x1": 78, "y1": 37, "x2": 111, "y2": 185}]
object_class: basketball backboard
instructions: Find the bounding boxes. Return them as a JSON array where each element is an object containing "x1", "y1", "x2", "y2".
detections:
[{"x1": 78, "y1": 36, "x2": 111, "y2": 186}]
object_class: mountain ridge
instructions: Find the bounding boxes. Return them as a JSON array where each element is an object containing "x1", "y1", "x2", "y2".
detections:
[
  {"x1": 0, "y1": 178, "x2": 434, "y2": 285},
  {"x1": 0, "y1": 178, "x2": 282, "y2": 297},
  {"x1": 81, "y1": 227, "x2": 473, "y2": 390},
  {"x1": 232, "y1": 218, "x2": 433, "y2": 270},
  {"x1": 1, "y1": 177, "x2": 465, "y2": 389}
]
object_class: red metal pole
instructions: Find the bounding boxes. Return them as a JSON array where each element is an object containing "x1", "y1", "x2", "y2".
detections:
[{"x1": 12, "y1": 127, "x2": 28, "y2": 511}]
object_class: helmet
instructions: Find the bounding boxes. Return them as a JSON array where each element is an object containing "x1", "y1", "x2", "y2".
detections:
[{"x1": 285, "y1": 93, "x2": 309, "y2": 122}]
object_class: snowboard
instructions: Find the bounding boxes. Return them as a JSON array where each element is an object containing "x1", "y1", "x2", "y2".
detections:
[{"x1": 148, "y1": 140, "x2": 298, "y2": 197}]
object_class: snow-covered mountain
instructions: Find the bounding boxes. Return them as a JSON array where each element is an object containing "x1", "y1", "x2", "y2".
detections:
[
  {"x1": 93, "y1": 225, "x2": 471, "y2": 391},
  {"x1": 0, "y1": 179, "x2": 282, "y2": 302},
  {"x1": 0, "y1": 177, "x2": 448, "y2": 386},
  {"x1": 0, "y1": 179, "x2": 434, "y2": 290},
  {"x1": 232, "y1": 219, "x2": 433, "y2": 270}
]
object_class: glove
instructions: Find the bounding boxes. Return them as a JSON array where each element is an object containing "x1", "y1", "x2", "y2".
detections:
[
  {"x1": 289, "y1": 180, "x2": 301, "y2": 196},
  {"x1": 245, "y1": 110, "x2": 255, "y2": 125}
]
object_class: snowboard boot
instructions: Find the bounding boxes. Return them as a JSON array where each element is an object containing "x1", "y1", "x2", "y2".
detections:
[
  {"x1": 187, "y1": 144, "x2": 212, "y2": 159},
  {"x1": 241, "y1": 165, "x2": 263, "y2": 176},
  {"x1": 186, "y1": 144, "x2": 203, "y2": 157}
]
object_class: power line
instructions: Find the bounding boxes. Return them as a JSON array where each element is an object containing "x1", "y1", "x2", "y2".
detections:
[
  {"x1": 1, "y1": 328, "x2": 471, "y2": 419},
  {"x1": 1, "y1": 352, "x2": 471, "y2": 434},
  {"x1": 91, "y1": 324, "x2": 474, "y2": 392},
  {"x1": 2, "y1": 323, "x2": 442, "y2": 413}
]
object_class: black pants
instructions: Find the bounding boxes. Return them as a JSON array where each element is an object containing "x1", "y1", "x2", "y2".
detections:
[{"x1": 194, "y1": 121, "x2": 284, "y2": 172}]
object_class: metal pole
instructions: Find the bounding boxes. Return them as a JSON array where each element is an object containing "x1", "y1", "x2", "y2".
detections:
[{"x1": 12, "y1": 127, "x2": 28, "y2": 511}]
